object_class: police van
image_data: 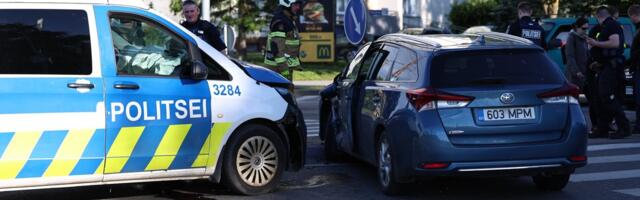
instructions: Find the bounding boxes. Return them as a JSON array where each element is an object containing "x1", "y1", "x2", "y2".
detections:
[{"x1": 0, "y1": 0, "x2": 306, "y2": 195}]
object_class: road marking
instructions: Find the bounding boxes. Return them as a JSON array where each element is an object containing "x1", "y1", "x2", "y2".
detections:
[
  {"x1": 570, "y1": 169, "x2": 640, "y2": 182},
  {"x1": 614, "y1": 188, "x2": 640, "y2": 197},
  {"x1": 296, "y1": 96, "x2": 319, "y2": 102},
  {"x1": 588, "y1": 143, "x2": 640, "y2": 152},
  {"x1": 588, "y1": 154, "x2": 640, "y2": 164},
  {"x1": 307, "y1": 133, "x2": 319, "y2": 137}
]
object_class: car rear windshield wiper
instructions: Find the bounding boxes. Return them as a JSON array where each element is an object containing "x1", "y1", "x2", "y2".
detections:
[{"x1": 465, "y1": 77, "x2": 506, "y2": 85}]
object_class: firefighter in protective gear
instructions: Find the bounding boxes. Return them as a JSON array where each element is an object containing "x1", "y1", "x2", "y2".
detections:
[{"x1": 265, "y1": 0, "x2": 304, "y2": 80}]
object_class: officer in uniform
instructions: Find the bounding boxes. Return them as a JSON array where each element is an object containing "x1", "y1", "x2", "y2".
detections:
[
  {"x1": 265, "y1": 0, "x2": 304, "y2": 81},
  {"x1": 587, "y1": 6, "x2": 631, "y2": 139},
  {"x1": 628, "y1": 4, "x2": 640, "y2": 134},
  {"x1": 506, "y1": 2, "x2": 546, "y2": 49},
  {"x1": 181, "y1": 0, "x2": 227, "y2": 52}
]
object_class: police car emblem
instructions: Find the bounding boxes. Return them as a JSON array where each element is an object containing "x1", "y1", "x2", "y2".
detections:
[{"x1": 500, "y1": 93, "x2": 515, "y2": 104}]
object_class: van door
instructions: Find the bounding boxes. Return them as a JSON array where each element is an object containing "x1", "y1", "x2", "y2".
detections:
[
  {"x1": 97, "y1": 7, "x2": 211, "y2": 177},
  {"x1": 0, "y1": 8, "x2": 105, "y2": 182}
]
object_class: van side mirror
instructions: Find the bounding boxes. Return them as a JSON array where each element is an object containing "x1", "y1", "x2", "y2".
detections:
[
  {"x1": 190, "y1": 60, "x2": 208, "y2": 80},
  {"x1": 548, "y1": 39, "x2": 563, "y2": 49}
]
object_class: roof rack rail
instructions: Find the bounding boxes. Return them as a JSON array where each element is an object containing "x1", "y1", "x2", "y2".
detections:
[
  {"x1": 380, "y1": 33, "x2": 442, "y2": 48},
  {"x1": 472, "y1": 32, "x2": 534, "y2": 45}
]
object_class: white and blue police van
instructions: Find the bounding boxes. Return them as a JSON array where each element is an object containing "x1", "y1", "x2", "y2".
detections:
[{"x1": 0, "y1": 0, "x2": 306, "y2": 195}]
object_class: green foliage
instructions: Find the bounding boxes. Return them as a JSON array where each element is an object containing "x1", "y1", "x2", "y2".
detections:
[
  {"x1": 559, "y1": 0, "x2": 635, "y2": 17},
  {"x1": 169, "y1": 0, "x2": 267, "y2": 33},
  {"x1": 449, "y1": 0, "x2": 497, "y2": 30}
]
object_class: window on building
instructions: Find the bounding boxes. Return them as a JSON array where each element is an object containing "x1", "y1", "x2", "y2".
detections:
[{"x1": 404, "y1": 0, "x2": 420, "y2": 17}]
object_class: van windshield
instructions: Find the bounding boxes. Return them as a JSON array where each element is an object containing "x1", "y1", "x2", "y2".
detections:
[{"x1": 430, "y1": 49, "x2": 564, "y2": 88}]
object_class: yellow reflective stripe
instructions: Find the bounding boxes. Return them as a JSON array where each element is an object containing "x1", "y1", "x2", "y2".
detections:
[
  {"x1": 206, "y1": 123, "x2": 233, "y2": 167},
  {"x1": 596, "y1": 32, "x2": 601, "y2": 38},
  {"x1": 145, "y1": 124, "x2": 191, "y2": 171},
  {"x1": 191, "y1": 126, "x2": 213, "y2": 168},
  {"x1": 285, "y1": 40, "x2": 300, "y2": 45},
  {"x1": 105, "y1": 127, "x2": 145, "y2": 173},
  {"x1": 265, "y1": 57, "x2": 287, "y2": 66},
  {"x1": 269, "y1": 32, "x2": 286, "y2": 38},
  {"x1": 43, "y1": 129, "x2": 94, "y2": 177},
  {"x1": 94, "y1": 160, "x2": 105, "y2": 174},
  {"x1": 287, "y1": 57, "x2": 301, "y2": 67},
  {"x1": 0, "y1": 131, "x2": 42, "y2": 179}
]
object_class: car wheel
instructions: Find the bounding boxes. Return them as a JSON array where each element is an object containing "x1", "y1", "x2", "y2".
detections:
[
  {"x1": 323, "y1": 111, "x2": 344, "y2": 161},
  {"x1": 377, "y1": 131, "x2": 403, "y2": 195},
  {"x1": 532, "y1": 172, "x2": 571, "y2": 191},
  {"x1": 222, "y1": 124, "x2": 286, "y2": 195}
]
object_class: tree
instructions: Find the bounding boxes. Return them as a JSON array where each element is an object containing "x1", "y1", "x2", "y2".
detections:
[{"x1": 170, "y1": 0, "x2": 271, "y2": 59}]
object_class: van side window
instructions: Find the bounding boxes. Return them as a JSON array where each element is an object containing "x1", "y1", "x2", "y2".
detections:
[
  {"x1": 110, "y1": 15, "x2": 191, "y2": 76},
  {"x1": 0, "y1": 9, "x2": 92, "y2": 75},
  {"x1": 200, "y1": 50, "x2": 231, "y2": 80},
  {"x1": 390, "y1": 47, "x2": 418, "y2": 82}
]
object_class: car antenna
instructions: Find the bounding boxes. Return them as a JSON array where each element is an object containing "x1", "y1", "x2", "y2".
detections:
[{"x1": 473, "y1": 35, "x2": 486, "y2": 45}]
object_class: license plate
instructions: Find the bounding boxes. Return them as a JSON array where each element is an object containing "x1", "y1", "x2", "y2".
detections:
[
  {"x1": 479, "y1": 107, "x2": 535, "y2": 121},
  {"x1": 626, "y1": 86, "x2": 633, "y2": 95}
]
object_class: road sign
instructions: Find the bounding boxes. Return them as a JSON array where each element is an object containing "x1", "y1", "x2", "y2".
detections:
[{"x1": 344, "y1": 0, "x2": 366, "y2": 45}]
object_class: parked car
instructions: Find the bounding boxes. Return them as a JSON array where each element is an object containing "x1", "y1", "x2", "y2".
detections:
[
  {"x1": 0, "y1": 0, "x2": 306, "y2": 195},
  {"x1": 319, "y1": 32, "x2": 588, "y2": 195},
  {"x1": 543, "y1": 17, "x2": 635, "y2": 105}
]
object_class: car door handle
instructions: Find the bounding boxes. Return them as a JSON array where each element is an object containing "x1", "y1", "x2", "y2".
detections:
[
  {"x1": 67, "y1": 83, "x2": 94, "y2": 89},
  {"x1": 114, "y1": 83, "x2": 140, "y2": 90}
]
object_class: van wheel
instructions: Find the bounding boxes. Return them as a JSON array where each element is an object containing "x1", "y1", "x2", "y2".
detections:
[
  {"x1": 222, "y1": 124, "x2": 286, "y2": 195},
  {"x1": 377, "y1": 131, "x2": 404, "y2": 195},
  {"x1": 532, "y1": 172, "x2": 570, "y2": 191},
  {"x1": 323, "y1": 113, "x2": 344, "y2": 161}
]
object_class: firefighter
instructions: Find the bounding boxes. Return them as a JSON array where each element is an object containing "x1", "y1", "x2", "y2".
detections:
[{"x1": 265, "y1": 0, "x2": 304, "y2": 81}]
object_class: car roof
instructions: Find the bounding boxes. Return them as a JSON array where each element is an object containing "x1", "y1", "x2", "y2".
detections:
[
  {"x1": 377, "y1": 32, "x2": 538, "y2": 50},
  {"x1": 0, "y1": 0, "x2": 149, "y2": 9}
]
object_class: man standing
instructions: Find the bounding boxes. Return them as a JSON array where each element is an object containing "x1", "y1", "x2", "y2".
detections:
[
  {"x1": 181, "y1": 0, "x2": 227, "y2": 52},
  {"x1": 264, "y1": 0, "x2": 304, "y2": 81},
  {"x1": 587, "y1": 6, "x2": 631, "y2": 139},
  {"x1": 506, "y1": 1, "x2": 546, "y2": 49},
  {"x1": 628, "y1": 4, "x2": 640, "y2": 135}
]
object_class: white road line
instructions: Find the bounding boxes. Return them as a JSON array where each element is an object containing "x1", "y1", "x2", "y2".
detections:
[
  {"x1": 614, "y1": 188, "x2": 640, "y2": 197},
  {"x1": 588, "y1": 154, "x2": 640, "y2": 164},
  {"x1": 307, "y1": 133, "x2": 319, "y2": 137},
  {"x1": 296, "y1": 96, "x2": 319, "y2": 102},
  {"x1": 588, "y1": 143, "x2": 640, "y2": 152},
  {"x1": 570, "y1": 169, "x2": 640, "y2": 182}
]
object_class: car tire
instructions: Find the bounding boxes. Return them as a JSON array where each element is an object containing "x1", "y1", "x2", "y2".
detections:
[
  {"x1": 532, "y1": 172, "x2": 571, "y2": 191},
  {"x1": 222, "y1": 124, "x2": 286, "y2": 195},
  {"x1": 323, "y1": 112, "x2": 344, "y2": 161},
  {"x1": 377, "y1": 131, "x2": 404, "y2": 195}
]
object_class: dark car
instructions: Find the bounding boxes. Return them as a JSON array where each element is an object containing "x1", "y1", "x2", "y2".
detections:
[{"x1": 319, "y1": 33, "x2": 588, "y2": 195}]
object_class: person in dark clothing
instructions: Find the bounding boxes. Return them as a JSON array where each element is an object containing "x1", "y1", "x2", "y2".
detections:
[
  {"x1": 565, "y1": 17, "x2": 590, "y2": 88},
  {"x1": 506, "y1": 2, "x2": 547, "y2": 49},
  {"x1": 628, "y1": 4, "x2": 640, "y2": 134},
  {"x1": 180, "y1": 0, "x2": 226, "y2": 52},
  {"x1": 587, "y1": 6, "x2": 631, "y2": 139},
  {"x1": 586, "y1": 24, "x2": 604, "y2": 135}
]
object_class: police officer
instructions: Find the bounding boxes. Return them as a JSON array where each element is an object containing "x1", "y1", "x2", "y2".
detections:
[
  {"x1": 265, "y1": 0, "x2": 304, "y2": 81},
  {"x1": 506, "y1": 2, "x2": 546, "y2": 49},
  {"x1": 181, "y1": 0, "x2": 227, "y2": 52},
  {"x1": 587, "y1": 6, "x2": 631, "y2": 139},
  {"x1": 628, "y1": 4, "x2": 640, "y2": 135}
]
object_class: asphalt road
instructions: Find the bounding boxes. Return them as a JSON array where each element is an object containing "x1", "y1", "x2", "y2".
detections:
[{"x1": 2, "y1": 86, "x2": 640, "y2": 200}]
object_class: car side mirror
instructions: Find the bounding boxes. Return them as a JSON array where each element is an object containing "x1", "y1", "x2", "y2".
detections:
[
  {"x1": 190, "y1": 60, "x2": 208, "y2": 80},
  {"x1": 548, "y1": 39, "x2": 563, "y2": 49}
]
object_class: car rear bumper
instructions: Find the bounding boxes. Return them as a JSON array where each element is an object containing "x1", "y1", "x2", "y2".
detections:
[{"x1": 388, "y1": 105, "x2": 588, "y2": 182}]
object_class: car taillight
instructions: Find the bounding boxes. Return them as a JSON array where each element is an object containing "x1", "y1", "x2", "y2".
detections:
[
  {"x1": 406, "y1": 87, "x2": 474, "y2": 111},
  {"x1": 569, "y1": 155, "x2": 587, "y2": 162},
  {"x1": 421, "y1": 162, "x2": 450, "y2": 169},
  {"x1": 537, "y1": 83, "x2": 580, "y2": 104}
]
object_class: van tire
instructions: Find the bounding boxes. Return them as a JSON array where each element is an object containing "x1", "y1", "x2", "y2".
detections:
[{"x1": 222, "y1": 124, "x2": 286, "y2": 195}]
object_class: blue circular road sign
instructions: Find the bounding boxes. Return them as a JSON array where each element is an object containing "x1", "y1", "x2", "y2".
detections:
[{"x1": 344, "y1": 0, "x2": 366, "y2": 45}]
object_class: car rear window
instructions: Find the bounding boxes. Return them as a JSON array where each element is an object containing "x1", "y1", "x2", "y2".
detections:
[
  {"x1": 0, "y1": 9, "x2": 92, "y2": 75},
  {"x1": 430, "y1": 49, "x2": 564, "y2": 88}
]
